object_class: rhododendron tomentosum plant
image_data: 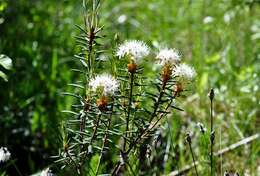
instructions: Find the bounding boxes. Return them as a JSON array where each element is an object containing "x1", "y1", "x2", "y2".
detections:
[{"x1": 53, "y1": 0, "x2": 196, "y2": 175}]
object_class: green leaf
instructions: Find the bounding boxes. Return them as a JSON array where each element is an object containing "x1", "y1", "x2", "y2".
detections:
[
  {"x1": 61, "y1": 110, "x2": 79, "y2": 116},
  {"x1": 205, "y1": 53, "x2": 220, "y2": 64},
  {"x1": 0, "y1": 70, "x2": 8, "y2": 81},
  {"x1": 68, "y1": 83, "x2": 85, "y2": 89},
  {"x1": 0, "y1": 54, "x2": 12, "y2": 70},
  {"x1": 51, "y1": 49, "x2": 58, "y2": 81},
  {"x1": 199, "y1": 72, "x2": 208, "y2": 93}
]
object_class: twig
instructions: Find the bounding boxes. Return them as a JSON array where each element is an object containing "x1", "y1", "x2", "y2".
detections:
[
  {"x1": 215, "y1": 133, "x2": 259, "y2": 156},
  {"x1": 168, "y1": 133, "x2": 260, "y2": 176}
]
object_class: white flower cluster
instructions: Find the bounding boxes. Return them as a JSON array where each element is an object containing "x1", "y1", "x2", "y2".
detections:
[
  {"x1": 0, "y1": 147, "x2": 11, "y2": 162},
  {"x1": 89, "y1": 74, "x2": 119, "y2": 96},
  {"x1": 41, "y1": 167, "x2": 54, "y2": 176},
  {"x1": 173, "y1": 63, "x2": 196, "y2": 81},
  {"x1": 116, "y1": 40, "x2": 196, "y2": 81},
  {"x1": 156, "y1": 48, "x2": 181, "y2": 66},
  {"x1": 116, "y1": 40, "x2": 150, "y2": 63}
]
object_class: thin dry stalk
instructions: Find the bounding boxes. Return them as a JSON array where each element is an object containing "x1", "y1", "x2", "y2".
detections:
[{"x1": 168, "y1": 133, "x2": 260, "y2": 176}]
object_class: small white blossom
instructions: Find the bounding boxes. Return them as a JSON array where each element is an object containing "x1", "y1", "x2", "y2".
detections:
[
  {"x1": 173, "y1": 63, "x2": 196, "y2": 80},
  {"x1": 203, "y1": 16, "x2": 214, "y2": 24},
  {"x1": 0, "y1": 147, "x2": 11, "y2": 162},
  {"x1": 41, "y1": 168, "x2": 54, "y2": 176},
  {"x1": 224, "y1": 11, "x2": 235, "y2": 23},
  {"x1": 89, "y1": 74, "x2": 119, "y2": 96},
  {"x1": 117, "y1": 14, "x2": 127, "y2": 24},
  {"x1": 156, "y1": 48, "x2": 181, "y2": 66},
  {"x1": 116, "y1": 40, "x2": 150, "y2": 63}
]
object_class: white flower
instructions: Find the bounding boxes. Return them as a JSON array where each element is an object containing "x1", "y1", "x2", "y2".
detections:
[
  {"x1": 224, "y1": 11, "x2": 235, "y2": 23},
  {"x1": 117, "y1": 14, "x2": 127, "y2": 24},
  {"x1": 173, "y1": 63, "x2": 196, "y2": 80},
  {"x1": 156, "y1": 48, "x2": 181, "y2": 66},
  {"x1": 0, "y1": 147, "x2": 11, "y2": 162},
  {"x1": 41, "y1": 168, "x2": 54, "y2": 176},
  {"x1": 203, "y1": 16, "x2": 214, "y2": 24},
  {"x1": 116, "y1": 40, "x2": 150, "y2": 63},
  {"x1": 89, "y1": 74, "x2": 119, "y2": 96}
]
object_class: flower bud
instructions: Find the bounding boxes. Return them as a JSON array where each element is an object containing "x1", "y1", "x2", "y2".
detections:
[
  {"x1": 162, "y1": 64, "x2": 172, "y2": 83},
  {"x1": 208, "y1": 88, "x2": 215, "y2": 101},
  {"x1": 97, "y1": 96, "x2": 109, "y2": 111},
  {"x1": 185, "y1": 133, "x2": 192, "y2": 144},
  {"x1": 127, "y1": 62, "x2": 137, "y2": 73}
]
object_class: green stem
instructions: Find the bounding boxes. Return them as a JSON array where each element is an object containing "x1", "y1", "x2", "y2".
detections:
[
  {"x1": 111, "y1": 98, "x2": 174, "y2": 175},
  {"x1": 95, "y1": 100, "x2": 114, "y2": 175},
  {"x1": 124, "y1": 72, "x2": 134, "y2": 151},
  {"x1": 65, "y1": 150, "x2": 80, "y2": 175},
  {"x1": 188, "y1": 142, "x2": 199, "y2": 176},
  {"x1": 87, "y1": 27, "x2": 95, "y2": 75},
  {"x1": 79, "y1": 115, "x2": 84, "y2": 175},
  {"x1": 80, "y1": 112, "x2": 102, "y2": 171},
  {"x1": 90, "y1": 113, "x2": 102, "y2": 143},
  {"x1": 149, "y1": 80, "x2": 167, "y2": 123},
  {"x1": 208, "y1": 88, "x2": 215, "y2": 176},
  {"x1": 210, "y1": 98, "x2": 214, "y2": 176},
  {"x1": 126, "y1": 98, "x2": 172, "y2": 155}
]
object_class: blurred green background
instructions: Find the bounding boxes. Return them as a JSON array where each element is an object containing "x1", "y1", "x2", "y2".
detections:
[{"x1": 0, "y1": 0, "x2": 259, "y2": 175}]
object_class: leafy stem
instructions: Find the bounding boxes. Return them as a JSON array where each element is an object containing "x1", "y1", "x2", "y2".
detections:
[
  {"x1": 80, "y1": 112, "x2": 102, "y2": 171},
  {"x1": 87, "y1": 26, "x2": 95, "y2": 74},
  {"x1": 95, "y1": 99, "x2": 115, "y2": 175},
  {"x1": 79, "y1": 112, "x2": 86, "y2": 175},
  {"x1": 124, "y1": 71, "x2": 135, "y2": 151},
  {"x1": 127, "y1": 97, "x2": 173, "y2": 155},
  {"x1": 112, "y1": 95, "x2": 174, "y2": 175},
  {"x1": 65, "y1": 150, "x2": 80, "y2": 176},
  {"x1": 90, "y1": 112, "x2": 102, "y2": 143},
  {"x1": 149, "y1": 79, "x2": 167, "y2": 123}
]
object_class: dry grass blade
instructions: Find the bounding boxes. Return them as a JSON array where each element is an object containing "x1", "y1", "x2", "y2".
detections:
[{"x1": 168, "y1": 133, "x2": 260, "y2": 176}]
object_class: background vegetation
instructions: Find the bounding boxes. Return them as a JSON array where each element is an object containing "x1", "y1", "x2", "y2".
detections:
[{"x1": 0, "y1": 0, "x2": 259, "y2": 175}]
